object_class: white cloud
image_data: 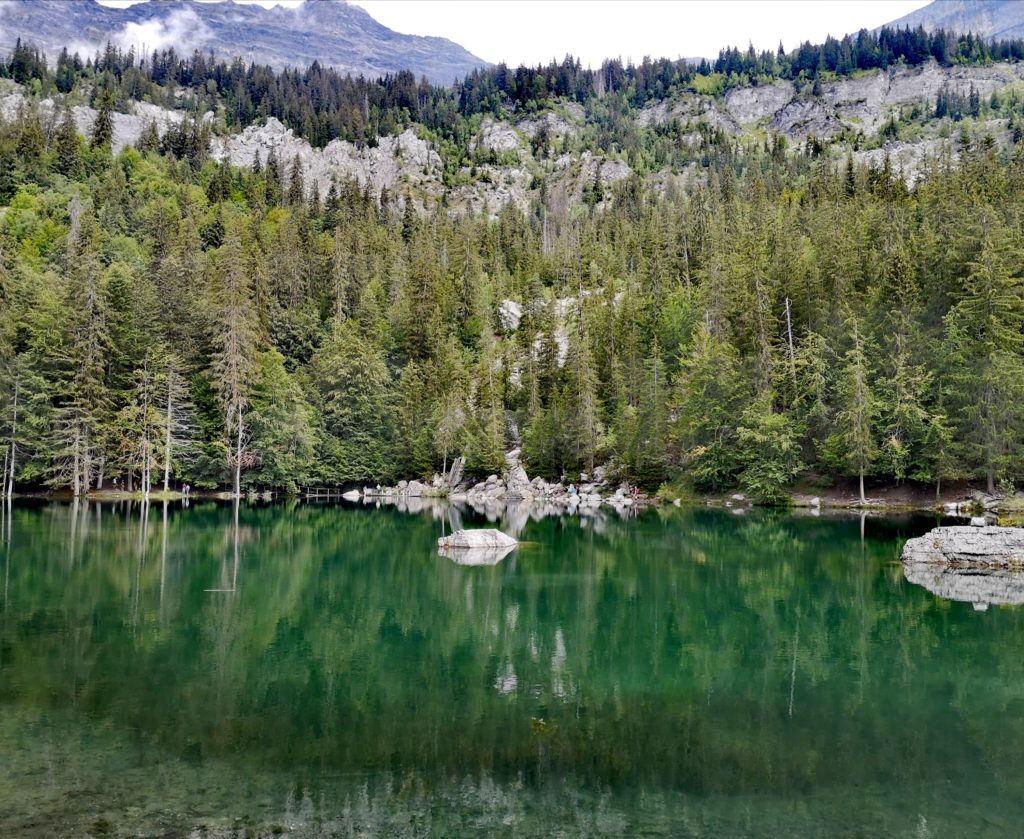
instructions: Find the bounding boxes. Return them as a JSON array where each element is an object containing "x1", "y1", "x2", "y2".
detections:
[{"x1": 111, "y1": 7, "x2": 212, "y2": 54}]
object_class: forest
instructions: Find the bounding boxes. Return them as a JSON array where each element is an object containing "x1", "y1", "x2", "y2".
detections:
[
  {"x1": 4, "y1": 23, "x2": 1024, "y2": 150},
  {"x1": 0, "y1": 38, "x2": 1023, "y2": 501}
]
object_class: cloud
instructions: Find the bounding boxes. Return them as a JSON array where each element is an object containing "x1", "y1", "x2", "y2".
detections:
[{"x1": 112, "y1": 7, "x2": 211, "y2": 54}]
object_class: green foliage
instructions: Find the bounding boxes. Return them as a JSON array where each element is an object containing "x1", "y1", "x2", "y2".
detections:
[
  {"x1": 246, "y1": 349, "x2": 315, "y2": 493},
  {"x1": 737, "y1": 399, "x2": 803, "y2": 504},
  {"x1": 672, "y1": 323, "x2": 750, "y2": 491},
  {"x1": 2, "y1": 56, "x2": 1024, "y2": 503},
  {"x1": 309, "y1": 320, "x2": 396, "y2": 484}
]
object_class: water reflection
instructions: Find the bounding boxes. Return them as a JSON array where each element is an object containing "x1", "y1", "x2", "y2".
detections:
[
  {"x1": 903, "y1": 562, "x2": 1024, "y2": 610},
  {"x1": 438, "y1": 542, "x2": 517, "y2": 565},
  {"x1": 2, "y1": 502, "x2": 1024, "y2": 836}
]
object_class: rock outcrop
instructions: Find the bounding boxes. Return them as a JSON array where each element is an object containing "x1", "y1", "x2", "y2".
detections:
[
  {"x1": 901, "y1": 525, "x2": 1024, "y2": 567},
  {"x1": 0, "y1": 90, "x2": 197, "y2": 154},
  {"x1": 214, "y1": 120, "x2": 444, "y2": 202}
]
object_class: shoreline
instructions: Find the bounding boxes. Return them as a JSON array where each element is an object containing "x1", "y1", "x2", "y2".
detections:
[{"x1": 3, "y1": 485, "x2": 1018, "y2": 522}]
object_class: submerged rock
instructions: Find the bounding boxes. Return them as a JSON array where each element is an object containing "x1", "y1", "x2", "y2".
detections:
[{"x1": 901, "y1": 525, "x2": 1024, "y2": 568}]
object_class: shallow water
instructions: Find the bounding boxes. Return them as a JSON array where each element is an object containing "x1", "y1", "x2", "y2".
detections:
[{"x1": 1, "y1": 500, "x2": 1023, "y2": 837}]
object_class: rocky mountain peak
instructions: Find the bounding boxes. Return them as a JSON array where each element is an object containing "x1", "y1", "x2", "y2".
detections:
[{"x1": 0, "y1": 0, "x2": 489, "y2": 84}]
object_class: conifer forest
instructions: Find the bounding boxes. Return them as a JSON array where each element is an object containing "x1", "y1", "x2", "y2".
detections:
[{"x1": 1, "y1": 28, "x2": 1024, "y2": 503}]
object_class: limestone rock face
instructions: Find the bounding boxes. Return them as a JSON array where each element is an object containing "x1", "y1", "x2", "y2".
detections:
[
  {"x1": 498, "y1": 300, "x2": 523, "y2": 333},
  {"x1": 901, "y1": 526, "x2": 1024, "y2": 567},
  {"x1": 214, "y1": 120, "x2": 443, "y2": 202},
  {"x1": 0, "y1": 91, "x2": 197, "y2": 154},
  {"x1": 724, "y1": 80, "x2": 795, "y2": 125}
]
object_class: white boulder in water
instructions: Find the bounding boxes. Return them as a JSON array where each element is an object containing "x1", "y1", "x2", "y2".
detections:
[
  {"x1": 438, "y1": 529, "x2": 517, "y2": 566},
  {"x1": 438, "y1": 529, "x2": 517, "y2": 550},
  {"x1": 901, "y1": 525, "x2": 1024, "y2": 567}
]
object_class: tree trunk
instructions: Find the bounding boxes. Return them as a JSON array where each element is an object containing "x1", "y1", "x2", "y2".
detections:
[
  {"x1": 7, "y1": 375, "x2": 18, "y2": 497},
  {"x1": 784, "y1": 296, "x2": 796, "y2": 389},
  {"x1": 72, "y1": 426, "x2": 82, "y2": 497},
  {"x1": 163, "y1": 380, "x2": 172, "y2": 493},
  {"x1": 859, "y1": 467, "x2": 866, "y2": 505},
  {"x1": 987, "y1": 463, "x2": 996, "y2": 495},
  {"x1": 233, "y1": 405, "x2": 243, "y2": 498},
  {"x1": 142, "y1": 373, "x2": 150, "y2": 499}
]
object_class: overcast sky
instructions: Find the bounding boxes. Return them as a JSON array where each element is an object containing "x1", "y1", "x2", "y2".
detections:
[{"x1": 98, "y1": 0, "x2": 934, "y2": 67}]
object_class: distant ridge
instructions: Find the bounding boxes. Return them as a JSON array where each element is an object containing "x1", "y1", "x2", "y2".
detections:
[
  {"x1": 0, "y1": 0, "x2": 490, "y2": 85},
  {"x1": 882, "y1": 0, "x2": 1024, "y2": 40}
]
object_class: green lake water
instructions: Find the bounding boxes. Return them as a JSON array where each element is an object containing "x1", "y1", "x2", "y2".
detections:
[{"x1": 1, "y1": 500, "x2": 1023, "y2": 837}]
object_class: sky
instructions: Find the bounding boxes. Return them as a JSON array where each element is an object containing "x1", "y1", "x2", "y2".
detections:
[{"x1": 97, "y1": 0, "x2": 934, "y2": 67}]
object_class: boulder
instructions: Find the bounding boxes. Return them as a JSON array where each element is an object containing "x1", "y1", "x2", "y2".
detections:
[
  {"x1": 407, "y1": 480, "x2": 424, "y2": 497},
  {"x1": 341, "y1": 490, "x2": 361, "y2": 501},
  {"x1": 901, "y1": 525, "x2": 1024, "y2": 568},
  {"x1": 504, "y1": 450, "x2": 533, "y2": 500},
  {"x1": 498, "y1": 299, "x2": 523, "y2": 332},
  {"x1": 438, "y1": 529, "x2": 518, "y2": 550},
  {"x1": 447, "y1": 456, "x2": 465, "y2": 490}
]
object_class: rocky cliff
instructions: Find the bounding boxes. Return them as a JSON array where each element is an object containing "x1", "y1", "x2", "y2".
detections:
[
  {"x1": 883, "y1": 0, "x2": 1024, "y2": 41},
  {"x1": 5, "y1": 57, "x2": 1019, "y2": 216}
]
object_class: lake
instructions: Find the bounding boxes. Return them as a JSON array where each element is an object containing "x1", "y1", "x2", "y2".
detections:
[{"x1": 1, "y1": 500, "x2": 1023, "y2": 837}]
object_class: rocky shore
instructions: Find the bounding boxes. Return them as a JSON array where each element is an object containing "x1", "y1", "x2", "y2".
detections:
[{"x1": 357, "y1": 450, "x2": 653, "y2": 515}]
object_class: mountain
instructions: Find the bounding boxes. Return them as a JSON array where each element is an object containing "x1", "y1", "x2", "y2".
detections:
[
  {"x1": 883, "y1": 0, "x2": 1024, "y2": 40},
  {"x1": 0, "y1": 0, "x2": 489, "y2": 85}
]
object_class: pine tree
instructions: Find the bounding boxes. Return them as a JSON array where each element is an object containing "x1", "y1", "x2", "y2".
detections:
[
  {"x1": 827, "y1": 317, "x2": 878, "y2": 504},
  {"x1": 54, "y1": 108, "x2": 81, "y2": 178},
  {"x1": 309, "y1": 320, "x2": 395, "y2": 483},
  {"x1": 91, "y1": 86, "x2": 115, "y2": 150},
  {"x1": 737, "y1": 395, "x2": 803, "y2": 503},
  {"x1": 51, "y1": 212, "x2": 112, "y2": 495},
  {"x1": 671, "y1": 321, "x2": 750, "y2": 491},
  {"x1": 943, "y1": 222, "x2": 1024, "y2": 492},
  {"x1": 246, "y1": 349, "x2": 314, "y2": 493},
  {"x1": 209, "y1": 224, "x2": 259, "y2": 497}
]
